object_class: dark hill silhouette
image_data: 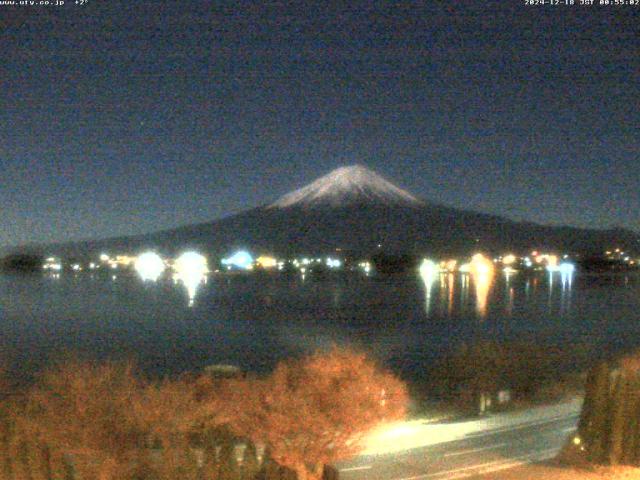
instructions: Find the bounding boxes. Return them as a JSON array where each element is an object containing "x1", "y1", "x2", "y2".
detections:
[{"x1": 10, "y1": 165, "x2": 639, "y2": 259}]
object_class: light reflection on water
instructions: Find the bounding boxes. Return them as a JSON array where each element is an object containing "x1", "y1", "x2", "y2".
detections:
[
  {"x1": 3, "y1": 267, "x2": 640, "y2": 382},
  {"x1": 418, "y1": 260, "x2": 438, "y2": 316},
  {"x1": 472, "y1": 271, "x2": 493, "y2": 318},
  {"x1": 417, "y1": 267, "x2": 579, "y2": 323},
  {"x1": 134, "y1": 251, "x2": 209, "y2": 307},
  {"x1": 173, "y1": 272, "x2": 207, "y2": 307},
  {"x1": 506, "y1": 285, "x2": 514, "y2": 316}
]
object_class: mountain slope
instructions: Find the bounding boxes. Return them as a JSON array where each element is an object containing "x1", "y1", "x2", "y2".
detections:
[
  {"x1": 269, "y1": 165, "x2": 423, "y2": 209},
  {"x1": 27, "y1": 165, "x2": 640, "y2": 258}
]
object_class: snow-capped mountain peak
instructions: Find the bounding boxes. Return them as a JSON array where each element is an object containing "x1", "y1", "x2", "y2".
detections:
[{"x1": 268, "y1": 165, "x2": 423, "y2": 209}]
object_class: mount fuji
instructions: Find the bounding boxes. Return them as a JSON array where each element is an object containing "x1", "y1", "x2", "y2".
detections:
[
  {"x1": 268, "y1": 165, "x2": 423, "y2": 209},
  {"x1": 37, "y1": 165, "x2": 640, "y2": 258}
]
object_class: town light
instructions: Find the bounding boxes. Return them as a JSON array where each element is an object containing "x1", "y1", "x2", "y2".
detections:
[
  {"x1": 134, "y1": 251, "x2": 165, "y2": 281},
  {"x1": 326, "y1": 257, "x2": 342, "y2": 268},
  {"x1": 256, "y1": 255, "x2": 277, "y2": 269},
  {"x1": 470, "y1": 253, "x2": 494, "y2": 318},
  {"x1": 174, "y1": 252, "x2": 209, "y2": 306},
  {"x1": 419, "y1": 259, "x2": 438, "y2": 283},
  {"x1": 221, "y1": 250, "x2": 253, "y2": 270},
  {"x1": 559, "y1": 262, "x2": 575, "y2": 275},
  {"x1": 470, "y1": 253, "x2": 493, "y2": 276},
  {"x1": 43, "y1": 258, "x2": 62, "y2": 271},
  {"x1": 358, "y1": 261, "x2": 372, "y2": 274},
  {"x1": 175, "y1": 251, "x2": 209, "y2": 276},
  {"x1": 502, "y1": 254, "x2": 516, "y2": 265}
]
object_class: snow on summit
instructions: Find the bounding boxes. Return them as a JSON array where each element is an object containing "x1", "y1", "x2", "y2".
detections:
[{"x1": 269, "y1": 165, "x2": 423, "y2": 209}]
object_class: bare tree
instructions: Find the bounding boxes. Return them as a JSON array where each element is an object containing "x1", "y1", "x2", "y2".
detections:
[{"x1": 218, "y1": 347, "x2": 408, "y2": 480}]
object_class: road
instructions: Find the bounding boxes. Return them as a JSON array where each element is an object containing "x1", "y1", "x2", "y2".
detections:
[{"x1": 338, "y1": 399, "x2": 582, "y2": 480}]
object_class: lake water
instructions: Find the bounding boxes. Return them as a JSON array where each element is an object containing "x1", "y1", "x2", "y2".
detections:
[{"x1": 2, "y1": 269, "x2": 640, "y2": 383}]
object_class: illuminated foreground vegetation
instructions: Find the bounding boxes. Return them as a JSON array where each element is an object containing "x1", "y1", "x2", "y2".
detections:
[
  {"x1": 0, "y1": 348, "x2": 407, "y2": 480},
  {"x1": 574, "y1": 352, "x2": 640, "y2": 467}
]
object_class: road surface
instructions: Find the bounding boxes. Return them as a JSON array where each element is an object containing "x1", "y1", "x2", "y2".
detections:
[{"x1": 338, "y1": 398, "x2": 582, "y2": 480}]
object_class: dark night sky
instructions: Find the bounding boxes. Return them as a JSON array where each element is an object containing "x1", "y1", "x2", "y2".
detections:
[{"x1": 1, "y1": 1, "x2": 638, "y2": 248}]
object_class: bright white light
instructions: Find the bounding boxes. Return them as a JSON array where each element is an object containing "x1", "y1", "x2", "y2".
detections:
[
  {"x1": 546, "y1": 264, "x2": 560, "y2": 273},
  {"x1": 559, "y1": 262, "x2": 575, "y2": 275},
  {"x1": 419, "y1": 259, "x2": 438, "y2": 283},
  {"x1": 135, "y1": 251, "x2": 165, "y2": 281},
  {"x1": 100, "y1": 253, "x2": 109, "y2": 262},
  {"x1": 43, "y1": 257, "x2": 63, "y2": 272},
  {"x1": 419, "y1": 259, "x2": 438, "y2": 315},
  {"x1": 221, "y1": 250, "x2": 253, "y2": 270},
  {"x1": 175, "y1": 251, "x2": 209, "y2": 276},
  {"x1": 326, "y1": 257, "x2": 342, "y2": 268},
  {"x1": 173, "y1": 252, "x2": 208, "y2": 306},
  {"x1": 72, "y1": 264, "x2": 81, "y2": 271},
  {"x1": 560, "y1": 262, "x2": 574, "y2": 290}
]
